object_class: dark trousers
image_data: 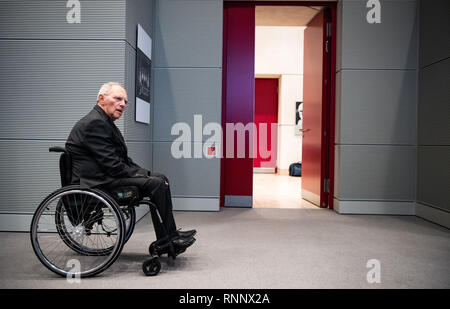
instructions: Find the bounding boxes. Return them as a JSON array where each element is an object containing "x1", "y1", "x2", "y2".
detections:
[{"x1": 101, "y1": 172, "x2": 177, "y2": 240}]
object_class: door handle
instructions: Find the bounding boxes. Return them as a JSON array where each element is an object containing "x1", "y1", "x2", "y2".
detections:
[{"x1": 301, "y1": 128, "x2": 311, "y2": 137}]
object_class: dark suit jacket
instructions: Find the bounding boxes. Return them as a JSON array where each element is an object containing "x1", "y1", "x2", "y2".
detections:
[{"x1": 66, "y1": 105, "x2": 149, "y2": 188}]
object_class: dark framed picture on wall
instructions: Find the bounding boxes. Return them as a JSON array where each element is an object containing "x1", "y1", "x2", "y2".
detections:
[
  {"x1": 135, "y1": 24, "x2": 152, "y2": 124},
  {"x1": 136, "y1": 48, "x2": 151, "y2": 103},
  {"x1": 295, "y1": 101, "x2": 303, "y2": 135}
]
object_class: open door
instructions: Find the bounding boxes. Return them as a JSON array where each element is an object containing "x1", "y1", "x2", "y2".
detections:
[{"x1": 302, "y1": 9, "x2": 332, "y2": 208}]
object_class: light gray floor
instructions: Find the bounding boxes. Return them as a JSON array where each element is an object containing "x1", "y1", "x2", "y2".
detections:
[{"x1": 0, "y1": 207, "x2": 449, "y2": 289}]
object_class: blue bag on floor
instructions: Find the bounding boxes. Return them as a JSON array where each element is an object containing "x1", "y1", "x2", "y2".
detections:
[{"x1": 289, "y1": 162, "x2": 302, "y2": 177}]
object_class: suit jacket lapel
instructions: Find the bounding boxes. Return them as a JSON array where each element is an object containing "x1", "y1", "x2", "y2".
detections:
[
  {"x1": 111, "y1": 122, "x2": 128, "y2": 156},
  {"x1": 93, "y1": 105, "x2": 128, "y2": 157}
]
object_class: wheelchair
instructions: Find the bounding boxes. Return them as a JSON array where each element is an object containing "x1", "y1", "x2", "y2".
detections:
[{"x1": 30, "y1": 146, "x2": 182, "y2": 278}]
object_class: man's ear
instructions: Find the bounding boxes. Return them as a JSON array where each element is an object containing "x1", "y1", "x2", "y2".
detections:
[{"x1": 97, "y1": 94, "x2": 104, "y2": 105}]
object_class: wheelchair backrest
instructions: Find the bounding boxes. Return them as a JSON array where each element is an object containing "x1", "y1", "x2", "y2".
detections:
[
  {"x1": 49, "y1": 146, "x2": 142, "y2": 205},
  {"x1": 49, "y1": 146, "x2": 72, "y2": 187}
]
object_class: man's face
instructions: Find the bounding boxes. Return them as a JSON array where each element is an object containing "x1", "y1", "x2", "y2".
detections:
[{"x1": 98, "y1": 85, "x2": 128, "y2": 121}]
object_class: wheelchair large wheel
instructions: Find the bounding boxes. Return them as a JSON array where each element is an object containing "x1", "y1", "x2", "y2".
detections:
[{"x1": 30, "y1": 185, "x2": 126, "y2": 278}]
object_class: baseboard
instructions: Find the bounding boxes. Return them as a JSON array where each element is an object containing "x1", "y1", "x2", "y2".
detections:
[
  {"x1": 277, "y1": 169, "x2": 289, "y2": 175},
  {"x1": 253, "y1": 167, "x2": 276, "y2": 174},
  {"x1": 0, "y1": 214, "x2": 33, "y2": 232},
  {"x1": 224, "y1": 195, "x2": 252, "y2": 208},
  {"x1": 1, "y1": 200, "x2": 446, "y2": 231},
  {"x1": 333, "y1": 198, "x2": 415, "y2": 215},
  {"x1": 0, "y1": 197, "x2": 219, "y2": 232},
  {"x1": 416, "y1": 202, "x2": 450, "y2": 229},
  {"x1": 172, "y1": 197, "x2": 220, "y2": 211},
  {"x1": 302, "y1": 189, "x2": 320, "y2": 206}
]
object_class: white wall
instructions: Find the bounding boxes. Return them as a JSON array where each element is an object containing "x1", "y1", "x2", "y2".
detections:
[{"x1": 255, "y1": 26, "x2": 305, "y2": 171}]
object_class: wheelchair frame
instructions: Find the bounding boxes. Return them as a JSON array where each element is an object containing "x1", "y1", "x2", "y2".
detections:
[{"x1": 30, "y1": 146, "x2": 179, "y2": 278}]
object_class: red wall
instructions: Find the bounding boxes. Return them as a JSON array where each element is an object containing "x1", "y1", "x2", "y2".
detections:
[{"x1": 254, "y1": 78, "x2": 278, "y2": 168}]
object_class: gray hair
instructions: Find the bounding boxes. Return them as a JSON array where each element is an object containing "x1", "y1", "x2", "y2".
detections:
[{"x1": 97, "y1": 82, "x2": 124, "y2": 101}]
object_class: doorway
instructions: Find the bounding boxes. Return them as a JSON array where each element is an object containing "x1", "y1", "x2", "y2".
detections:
[
  {"x1": 252, "y1": 76, "x2": 310, "y2": 208},
  {"x1": 221, "y1": 1, "x2": 337, "y2": 209}
]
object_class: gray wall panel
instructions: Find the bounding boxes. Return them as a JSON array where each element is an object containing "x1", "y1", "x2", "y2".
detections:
[
  {"x1": 127, "y1": 142, "x2": 153, "y2": 172},
  {"x1": 126, "y1": 0, "x2": 153, "y2": 48},
  {"x1": 418, "y1": 58, "x2": 450, "y2": 146},
  {"x1": 154, "y1": 0, "x2": 223, "y2": 68},
  {"x1": 335, "y1": 145, "x2": 416, "y2": 201},
  {"x1": 0, "y1": 0, "x2": 155, "y2": 226},
  {"x1": 418, "y1": 0, "x2": 450, "y2": 67},
  {"x1": 415, "y1": 0, "x2": 450, "y2": 223},
  {"x1": 0, "y1": 40, "x2": 126, "y2": 140},
  {"x1": 338, "y1": 70, "x2": 417, "y2": 145},
  {"x1": 335, "y1": 71, "x2": 342, "y2": 143},
  {"x1": 152, "y1": 142, "x2": 220, "y2": 197},
  {"x1": 153, "y1": 68, "x2": 222, "y2": 142},
  {"x1": 0, "y1": 140, "x2": 63, "y2": 213},
  {"x1": 0, "y1": 0, "x2": 126, "y2": 39},
  {"x1": 151, "y1": 0, "x2": 222, "y2": 210},
  {"x1": 417, "y1": 146, "x2": 450, "y2": 212},
  {"x1": 334, "y1": 0, "x2": 419, "y2": 215},
  {"x1": 340, "y1": 0, "x2": 417, "y2": 69}
]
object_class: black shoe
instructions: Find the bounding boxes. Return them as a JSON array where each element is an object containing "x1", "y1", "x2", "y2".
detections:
[
  {"x1": 172, "y1": 237, "x2": 196, "y2": 256},
  {"x1": 177, "y1": 229, "x2": 197, "y2": 239}
]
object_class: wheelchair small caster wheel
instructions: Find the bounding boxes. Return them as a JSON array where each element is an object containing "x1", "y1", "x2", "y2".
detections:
[{"x1": 142, "y1": 257, "x2": 161, "y2": 276}]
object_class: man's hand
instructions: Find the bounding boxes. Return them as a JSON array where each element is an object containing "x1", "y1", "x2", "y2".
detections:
[{"x1": 146, "y1": 175, "x2": 169, "y2": 186}]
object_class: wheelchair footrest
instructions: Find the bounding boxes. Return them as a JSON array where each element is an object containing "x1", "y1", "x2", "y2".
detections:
[{"x1": 148, "y1": 236, "x2": 196, "y2": 260}]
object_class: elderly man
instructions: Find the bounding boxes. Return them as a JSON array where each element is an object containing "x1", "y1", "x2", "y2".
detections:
[{"x1": 66, "y1": 82, "x2": 196, "y2": 254}]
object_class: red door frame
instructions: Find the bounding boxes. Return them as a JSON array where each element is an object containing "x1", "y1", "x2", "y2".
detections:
[
  {"x1": 221, "y1": 2, "x2": 256, "y2": 208},
  {"x1": 221, "y1": 1, "x2": 337, "y2": 209}
]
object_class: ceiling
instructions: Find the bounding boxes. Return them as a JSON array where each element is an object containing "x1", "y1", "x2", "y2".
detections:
[{"x1": 255, "y1": 6, "x2": 323, "y2": 27}]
